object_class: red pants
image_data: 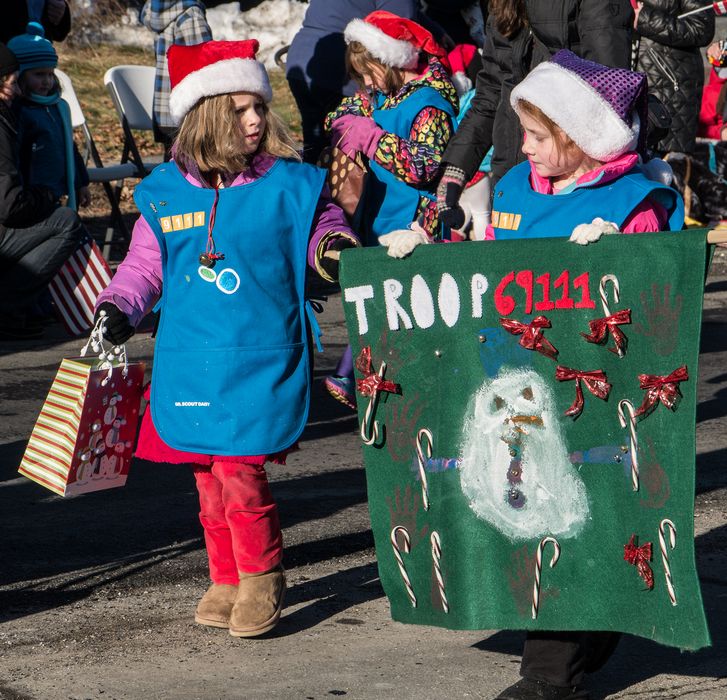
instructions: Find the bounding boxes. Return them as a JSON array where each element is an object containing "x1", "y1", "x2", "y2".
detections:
[{"x1": 193, "y1": 461, "x2": 283, "y2": 583}]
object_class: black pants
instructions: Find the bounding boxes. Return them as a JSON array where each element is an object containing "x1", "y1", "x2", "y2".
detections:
[
  {"x1": 0, "y1": 207, "x2": 86, "y2": 314},
  {"x1": 521, "y1": 631, "x2": 621, "y2": 687},
  {"x1": 287, "y1": 76, "x2": 343, "y2": 165}
]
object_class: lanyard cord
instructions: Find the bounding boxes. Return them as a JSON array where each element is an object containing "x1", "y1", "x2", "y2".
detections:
[{"x1": 201, "y1": 184, "x2": 225, "y2": 264}]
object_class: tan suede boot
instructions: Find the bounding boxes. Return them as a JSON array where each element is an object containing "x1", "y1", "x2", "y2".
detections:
[
  {"x1": 228, "y1": 566, "x2": 286, "y2": 637},
  {"x1": 194, "y1": 583, "x2": 239, "y2": 628}
]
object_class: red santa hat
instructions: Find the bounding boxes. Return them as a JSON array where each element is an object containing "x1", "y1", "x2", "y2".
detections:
[
  {"x1": 344, "y1": 11, "x2": 445, "y2": 70},
  {"x1": 167, "y1": 39, "x2": 272, "y2": 125},
  {"x1": 448, "y1": 44, "x2": 478, "y2": 96}
]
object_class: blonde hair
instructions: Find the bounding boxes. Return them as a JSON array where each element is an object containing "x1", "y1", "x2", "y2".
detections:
[
  {"x1": 346, "y1": 41, "x2": 406, "y2": 95},
  {"x1": 517, "y1": 99, "x2": 581, "y2": 163},
  {"x1": 174, "y1": 92, "x2": 301, "y2": 174}
]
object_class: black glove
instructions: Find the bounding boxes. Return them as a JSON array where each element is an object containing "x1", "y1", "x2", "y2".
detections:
[
  {"x1": 319, "y1": 236, "x2": 357, "y2": 282},
  {"x1": 436, "y1": 165, "x2": 467, "y2": 230},
  {"x1": 94, "y1": 302, "x2": 134, "y2": 345}
]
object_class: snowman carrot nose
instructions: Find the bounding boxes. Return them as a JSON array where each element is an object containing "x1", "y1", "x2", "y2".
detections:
[{"x1": 509, "y1": 414, "x2": 543, "y2": 426}]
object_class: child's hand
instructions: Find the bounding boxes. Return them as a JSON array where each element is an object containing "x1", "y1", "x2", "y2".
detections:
[
  {"x1": 77, "y1": 186, "x2": 91, "y2": 208},
  {"x1": 379, "y1": 222, "x2": 431, "y2": 258},
  {"x1": 569, "y1": 217, "x2": 620, "y2": 245},
  {"x1": 94, "y1": 302, "x2": 135, "y2": 346}
]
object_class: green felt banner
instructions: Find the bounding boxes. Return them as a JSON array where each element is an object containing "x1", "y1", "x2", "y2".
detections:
[{"x1": 339, "y1": 230, "x2": 712, "y2": 651}]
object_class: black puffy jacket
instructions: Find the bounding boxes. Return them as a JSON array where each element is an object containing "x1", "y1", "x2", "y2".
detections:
[
  {"x1": 442, "y1": 0, "x2": 634, "y2": 182},
  {"x1": 634, "y1": 0, "x2": 714, "y2": 154}
]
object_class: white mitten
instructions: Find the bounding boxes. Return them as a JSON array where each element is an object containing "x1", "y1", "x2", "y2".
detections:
[
  {"x1": 569, "y1": 217, "x2": 620, "y2": 245},
  {"x1": 379, "y1": 222, "x2": 431, "y2": 258}
]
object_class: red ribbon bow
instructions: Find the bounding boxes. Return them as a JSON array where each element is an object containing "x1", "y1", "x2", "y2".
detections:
[
  {"x1": 355, "y1": 346, "x2": 401, "y2": 398},
  {"x1": 580, "y1": 308, "x2": 631, "y2": 356},
  {"x1": 634, "y1": 365, "x2": 689, "y2": 418},
  {"x1": 555, "y1": 366, "x2": 611, "y2": 419},
  {"x1": 500, "y1": 316, "x2": 558, "y2": 360},
  {"x1": 623, "y1": 534, "x2": 654, "y2": 590}
]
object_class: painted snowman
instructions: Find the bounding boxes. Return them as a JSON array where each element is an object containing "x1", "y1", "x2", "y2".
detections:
[{"x1": 459, "y1": 368, "x2": 589, "y2": 540}]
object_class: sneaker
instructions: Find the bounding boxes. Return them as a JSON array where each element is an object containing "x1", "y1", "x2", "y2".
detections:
[
  {"x1": 324, "y1": 375, "x2": 357, "y2": 410},
  {"x1": 494, "y1": 679, "x2": 590, "y2": 700}
]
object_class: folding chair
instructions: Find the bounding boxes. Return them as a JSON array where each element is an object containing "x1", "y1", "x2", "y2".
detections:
[
  {"x1": 56, "y1": 69, "x2": 138, "y2": 258},
  {"x1": 104, "y1": 65, "x2": 164, "y2": 177}
]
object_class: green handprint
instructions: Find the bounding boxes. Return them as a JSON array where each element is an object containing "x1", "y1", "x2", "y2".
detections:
[{"x1": 633, "y1": 283, "x2": 683, "y2": 356}]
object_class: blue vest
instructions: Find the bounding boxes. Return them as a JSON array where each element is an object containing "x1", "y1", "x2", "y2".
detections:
[
  {"x1": 366, "y1": 86, "x2": 456, "y2": 242},
  {"x1": 491, "y1": 161, "x2": 684, "y2": 240},
  {"x1": 133, "y1": 159, "x2": 326, "y2": 456}
]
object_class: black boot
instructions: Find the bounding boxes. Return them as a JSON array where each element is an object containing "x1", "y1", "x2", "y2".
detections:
[{"x1": 494, "y1": 679, "x2": 590, "y2": 700}]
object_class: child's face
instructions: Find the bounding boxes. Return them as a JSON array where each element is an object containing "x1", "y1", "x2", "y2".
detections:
[
  {"x1": 231, "y1": 91, "x2": 266, "y2": 155},
  {"x1": 23, "y1": 68, "x2": 56, "y2": 96},
  {"x1": 362, "y1": 64, "x2": 387, "y2": 93},
  {"x1": 0, "y1": 72, "x2": 19, "y2": 104},
  {"x1": 519, "y1": 111, "x2": 582, "y2": 180}
]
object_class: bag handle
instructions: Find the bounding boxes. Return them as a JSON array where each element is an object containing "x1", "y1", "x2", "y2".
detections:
[{"x1": 80, "y1": 313, "x2": 129, "y2": 385}]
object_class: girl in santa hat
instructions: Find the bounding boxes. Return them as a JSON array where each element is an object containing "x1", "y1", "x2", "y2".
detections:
[
  {"x1": 382, "y1": 50, "x2": 684, "y2": 700},
  {"x1": 322, "y1": 9, "x2": 459, "y2": 409},
  {"x1": 92, "y1": 39, "x2": 359, "y2": 638}
]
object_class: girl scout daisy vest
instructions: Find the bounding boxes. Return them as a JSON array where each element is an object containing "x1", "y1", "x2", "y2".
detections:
[
  {"x1": 491, "y1": 161, "x2": 684, "y2": 239},
  {"x1": 368, "y1": 86, "x2": 456, "y2": 242},
  {"x1": 133, "y1": 158, "x2": 326, "y2": 456}
]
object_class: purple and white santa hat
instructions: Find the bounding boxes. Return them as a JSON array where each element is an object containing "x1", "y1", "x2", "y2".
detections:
[{"x1": 510, "y1": 50, "x2": 649, "y2": 161}]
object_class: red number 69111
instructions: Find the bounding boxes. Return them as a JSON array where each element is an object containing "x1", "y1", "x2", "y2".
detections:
[{"x1": 494, "y1": 270, "x2": 596, "y2": 316}]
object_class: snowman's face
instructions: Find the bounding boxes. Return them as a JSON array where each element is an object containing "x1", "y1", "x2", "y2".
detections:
[{"x1": 476, "y1": 370, "x2": 550, "y2": 440}]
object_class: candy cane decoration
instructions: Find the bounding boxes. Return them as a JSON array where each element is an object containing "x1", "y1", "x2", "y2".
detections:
[
  {"x1": 599, "y1": 274, "x2": 624, "y2": 358},
  {"x1": 360, "y1": 361, "x2": 386, "y2": 445},
  {"x1": 416, "y1": 428, "x2": 433, "y2": 510},
  {"x1": 391, "y1": 525, "x2": 416, "y2": 607},
  {"x1": 617, "y1": 399, "x2": 640, "y2": 491},
  {"x1": 532, "y1": 536, "x2": 561, "y2": 620},
  {"x1": 430, "y1": 531, "x2": 449, "y2": 613},
  {"x1": 659, "y1": 518, "x2": 678, "y2": 606}
]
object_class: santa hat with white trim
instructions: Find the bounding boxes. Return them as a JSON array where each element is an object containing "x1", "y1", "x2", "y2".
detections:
[
  {"x1": 167, "y1": 39, "x2": 272, "y2": 125},
  {"x1": 344, "y1": 10, "x2": 446, "y2": 70},
  {"x1": 510, "y1": 49, "x2": 649, "y2": 161}
]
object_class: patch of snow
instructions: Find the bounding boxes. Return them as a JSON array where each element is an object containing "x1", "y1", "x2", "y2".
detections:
[{"x1": 98, "y1": 1, "x2": 307, "y2": 68}]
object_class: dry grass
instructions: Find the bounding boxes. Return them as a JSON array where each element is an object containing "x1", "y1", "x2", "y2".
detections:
[{"x1": 56, "y1": 43, "x2": 301, "y2": 259}]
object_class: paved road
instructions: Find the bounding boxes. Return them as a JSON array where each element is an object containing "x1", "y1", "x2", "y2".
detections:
[{"x1": 0, "y1": 251, "x2": 726, "y2": 700}]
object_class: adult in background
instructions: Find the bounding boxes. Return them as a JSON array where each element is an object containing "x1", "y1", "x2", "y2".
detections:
[
  {"x1": 632, "y1": 0, "x2": 715, "y2": 155},
  {"x1": 0, "y1": 42, "x2": 84, "y2": 339},
  {"x1": 436, "y1": 0, "x2": 635, "y2": 230},
  {"x1": 1, "y1": 0, "x2": 71, "y2": 45},
  {"x1": 140, "y1": 0, "x2": 212, "y2": 153},
  {"x1": 286, "y1": 0, "x2": 434, "y2": 164}
]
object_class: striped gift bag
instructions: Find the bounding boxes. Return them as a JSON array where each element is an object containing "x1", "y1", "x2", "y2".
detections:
[
  {"x1": 49, "y1": 238, "x2": 113, "y2": 336},
  {"x1": 19, "y1": 356, "x2": 145, "y2": 497}
]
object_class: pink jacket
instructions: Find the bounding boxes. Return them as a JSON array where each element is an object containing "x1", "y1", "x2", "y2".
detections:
[
  {"x1": 96, "y1": 154, "x2": 357, "y2": 326},
  {"x1": 485, "y1": 153, "x2": 669, "y2": 240},
  {"x1": 698, "y1": 67, "x2": 727, "y2": 141}
]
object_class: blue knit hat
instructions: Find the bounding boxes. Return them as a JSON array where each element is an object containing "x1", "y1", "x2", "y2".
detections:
[{"x1": 7, "y1": 22, "x2": 58, "y2": 74}]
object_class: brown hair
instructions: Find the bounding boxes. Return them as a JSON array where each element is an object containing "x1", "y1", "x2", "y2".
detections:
[
  {"x1": 517, "y1": 99, "x2": 580, "y2": 163},
  {"x1": 488, "y1": 0, "x2": 527, "y2": 39},
  {"x1": 174, "y1": 92, "x2": 301, "y2": 175},
  {"x1": 346, "y1": 41, "x2": 406, "y2": 95}
]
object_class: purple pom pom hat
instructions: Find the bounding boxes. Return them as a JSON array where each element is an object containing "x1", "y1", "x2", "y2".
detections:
[{"x1": 510, "y1": 49, "x2": 649, "y2": 161}]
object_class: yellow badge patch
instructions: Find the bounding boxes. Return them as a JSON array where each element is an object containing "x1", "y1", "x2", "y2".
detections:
[{"x1": 159, "y1": 211, "x2": 206, "y2": 233}]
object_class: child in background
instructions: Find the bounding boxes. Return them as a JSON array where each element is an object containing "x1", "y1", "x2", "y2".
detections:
[
  {"x1": 698, "y1": 39, "x2": 727, "y2": 141},
  {"x1": 93, "y1": 40, "x2": 359, "y2": 637},
  {"x1": 380, "y1": 50, "x2": 683, "y2": 700},
  {"x1": 323, "y1": 10, "x2": 458, "y2": 409},
  {"x1": 8, "y1": 23, "x2": 89, "y2": 210},
  {"x1": 447, "y1": 42, "x2": 492, "y2": 241}
]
